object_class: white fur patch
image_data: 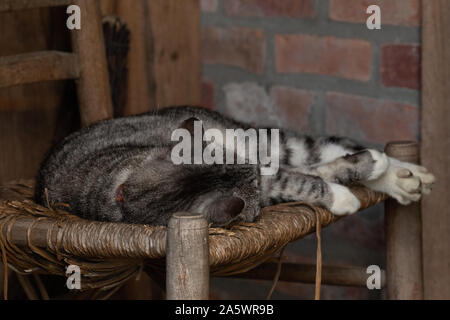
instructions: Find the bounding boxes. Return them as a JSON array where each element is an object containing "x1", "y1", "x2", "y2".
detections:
[
  {"x1": 328, "y1": 182, "x2": 361, "y2": 215},
  {"x1": 318, "y1": 144, "x2": 350, "y2": 165},
  {"x1": 286, "y1": 137, "x2": 309, "y2": 167},
  {"x1": 367, "y1": 149, "x2": 389, "y2": 180}
]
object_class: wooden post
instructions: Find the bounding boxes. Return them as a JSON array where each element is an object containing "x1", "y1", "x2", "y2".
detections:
[
  {"x1": 166, "y1": 213, "x2": 209, "y2": 300},
  {"x1": 227, "y1": 262, "x2": 386, "y2": 288},
  {"x1": 385, "y1": 141, "x2": 423, "y2": 300},
  {"x1": 70, "y1": 0, "x2": 114, "y2": 126},
  {"x1": 100, "y1": 0, "x2": 116, "y2": 16},
  {"x1": 421, "y1": 0, "x2": 450, "y2": 299},
  {"x1": 116, "y1": 0, "x2": 156, "y2": 115},
  {"x1": 0, "y1": 51, "x2": 79, "y2": 88},
  {"x1": 147, "y1": 0, "x2": 202, "y2": 108}
]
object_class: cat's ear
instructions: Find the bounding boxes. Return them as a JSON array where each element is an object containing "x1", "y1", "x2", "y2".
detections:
[
  {"x1": 207, "y1": 196, "x2": 245, "y2": 227},
  {"x1": 179, "y1": 117, "x2": 203, "y2": 137},
  {"x1": 178, "y1": 117, "x2": 206, "y2": 151}
]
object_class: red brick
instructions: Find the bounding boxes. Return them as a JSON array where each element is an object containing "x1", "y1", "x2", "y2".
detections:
[
  {"x1": 201, "y1": 0, "x2": 218, "y2": 12},
  {"x1": 275, "y1": 34, "x2": 372, "y2": 81},
  {"x1": 270, "y1": 86, "x2": 314, "y2": 132},
  {"x1": 382, "y1": 44, "x2": 421, "y2": 90},
  {"x1": 202, "y1": 80, "x2": 215, "y2": 110},
  {"x1": 225, "y1": 0, "x2": 316, "y2": 18},
  {"x1": 329, "y1": 0, "x2": 420, "y2": 26},
  {"x1": 202, "y1": 26, "x2": 266, "y2": 74},
  {"x1": 326, "y1": 92, "x2": 419, "y2": 144}
]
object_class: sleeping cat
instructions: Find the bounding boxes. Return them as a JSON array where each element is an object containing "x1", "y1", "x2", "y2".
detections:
[{"x1": 35, "y1": 106, "x2": 435, "y2": 227}]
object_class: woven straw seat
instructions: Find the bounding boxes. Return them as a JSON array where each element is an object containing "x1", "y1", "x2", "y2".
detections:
[{"x1": 0, "y1": 179, "x2": 387, "y2": 293}]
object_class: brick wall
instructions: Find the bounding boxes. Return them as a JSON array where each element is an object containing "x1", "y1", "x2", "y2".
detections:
[{"x1": 201, "y1": 0, "x2": 421, "y2": 299}]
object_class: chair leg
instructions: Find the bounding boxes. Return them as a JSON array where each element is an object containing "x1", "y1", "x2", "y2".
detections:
[
  {"x1": 166, "y1": 212, "x2": 209, "y2": 300},
  {"x1": 70, "y1": 0, "x2": 113, "y2": 126},
  {"x1": 385, "y1": 141, "x2": 423, "y2": 300}
]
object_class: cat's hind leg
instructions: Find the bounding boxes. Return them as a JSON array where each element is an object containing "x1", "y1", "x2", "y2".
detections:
[{"x1": 260, "y1": 169, "x2": 361, "y2": 216}]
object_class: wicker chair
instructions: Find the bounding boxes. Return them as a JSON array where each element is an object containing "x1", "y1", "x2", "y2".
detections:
[
  {"x1": 0, "y1": 0, "x2": 424, "y2": 300},
  {"x1": 0, "y1": 179, "x2": 388, "y2": 300}
]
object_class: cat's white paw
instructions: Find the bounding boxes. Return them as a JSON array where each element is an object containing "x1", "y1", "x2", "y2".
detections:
[
  {"x1": 364, "y1": 158, "x2": 435, "y2": 205},
  {"x1": 367, "y1": 149, "x2": 389, "y2": 181},
  {"x1": 328, "y1": 183, "x2": 361, "y2": 216},
  {"x1": 394, "y1": 160, "x2": 435, "y2": 195}
]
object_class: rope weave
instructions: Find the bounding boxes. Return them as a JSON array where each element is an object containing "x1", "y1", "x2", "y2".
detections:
[{"x1": 0, "y1": 180, "x2": 387, "y2": 294}]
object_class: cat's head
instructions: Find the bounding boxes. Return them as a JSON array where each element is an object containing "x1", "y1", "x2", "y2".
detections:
[
  {"x1": 118, "y1": 115, "x2": 261, "y2": 227},
  {"x1": 119, "y1": 149, "x2": 260, "y2": 227}
]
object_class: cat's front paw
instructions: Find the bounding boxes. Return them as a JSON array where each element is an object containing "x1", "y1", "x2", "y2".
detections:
[
  {"x1": 328, "y1": 183, "x2": 361, "y2": 215},
  {"x1": 395, "y1": 161, "x2": 435, "y2": 196},
  {"x1": 364, "y1": 158, "x2": 435, "y2": 205},
  {"x1": 391, "y1": 160, "x2": 435, "y2": 204}
]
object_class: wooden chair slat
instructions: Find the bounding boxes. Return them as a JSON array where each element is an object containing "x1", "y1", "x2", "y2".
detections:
[{"x1": 0, "y1": 51, "x2": 79, "y2": 88}]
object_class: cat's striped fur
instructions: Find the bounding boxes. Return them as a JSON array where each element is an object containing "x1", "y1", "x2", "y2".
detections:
[{"x1": 35, "y1": 106, "x2": 435, "y2": 227}]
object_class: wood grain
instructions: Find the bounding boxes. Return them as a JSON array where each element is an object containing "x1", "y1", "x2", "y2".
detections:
[
  {"x1": 228, "y1": 262, "x2": 386, "y2": 288},
  {"x1": 0, "y1": 5, "x2": 84, "y2": 299},
  {"x1": 421, "y1": 0, "x2": 450, "y2": 300},
  {"x1": 0, "y1": 0, "x2": 72, "y2": 12},
  {"x1": 0, "y1": 7, "x2": 75, "y2": 183},
  {"x1": 71, "y1": 0, "x2": 113, "y2": 126},
  {"x1": 385, "y1": 142, "x2": 423, "y2": 300},
  {"x1": 116, "y1": 0, "x2": 156, "y2": 115},
  {"x1": 100, "y1": 0, "x2": 116, "y2": 16},
  {"x1": 147, "y1": 0, "x2": 202, "y2": 108},
  {"x1": 99, "y1": 0, "x2": 202, "y2": 112},
  {"x1": 0, "y1": 51, "x2": 79, "y2": 88},
  {"x1": 166, "y1": 213, "x2": 209, "y2": 300},
  {"x1": 0, "y1": 109, "x2": 60, "y2": 184}
]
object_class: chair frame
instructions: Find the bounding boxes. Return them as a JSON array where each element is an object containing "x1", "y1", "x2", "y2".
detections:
[{"x1": 0, "y1": 0, "x2": 425, "y2": 300}]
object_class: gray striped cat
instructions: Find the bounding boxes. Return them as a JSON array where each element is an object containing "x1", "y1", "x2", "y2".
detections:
[{"x1": 35, "y1": 106, "x2": 435, "y2": 227}]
